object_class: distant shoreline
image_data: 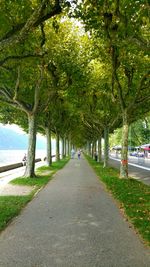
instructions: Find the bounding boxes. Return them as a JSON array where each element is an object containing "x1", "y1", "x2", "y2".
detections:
[{"x1": 0, "y1": 149, "x2": 47, "y2": 167}]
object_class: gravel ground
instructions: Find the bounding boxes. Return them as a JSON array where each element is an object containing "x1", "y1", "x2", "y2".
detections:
[
  {"x1": 0, "y1": 156, "x2": 150, "y2": 267},
  {"x1": 0, "y1": 161, "x2": 45, "y2": 196},
  {"x1": 0, "y1": 184, "x2": 34, "y2": 196}
]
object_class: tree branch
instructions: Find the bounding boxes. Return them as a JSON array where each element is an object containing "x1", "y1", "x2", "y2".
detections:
[
  {"x1": 110, "y1": 114, "x2": 121, "y2": 128},
  {"x1": 14, "y1": 99, "x2": 32, "y2": 114},
  {"x1": 13, "y1": 67, "x2": 20, "y2": 101},
  {"x1": 128, "y1": 70, "x2": 150, "y2": 110},
  {"x1": 34, "y1": 0, "x2": 61, "y2": 27},
  {"x1": 0, "y1": 86, "x2": 30, "y2": 114},
  {"x1": 111, "y1": 45, "x2": 125, "y2": 111},
  {"x1": 114, "y1": 69, "x2": 126, "y2": 111},
  {"x1": 0, "y1": 99, "x2": 18, "y2": 108},
  {"x1": 128, "y1": 35, "x2": 149, "y2": 52},
  {"x1": 32, "y1": 66, "x2": 44, "y2": 114},
  {"x1": 124, "y1": 67, "x2": 134, "y2": 97},
  {"x1": 135, "y1": 95, "x2": 150, "y2": 105},
  {"x1": 40, "y1": 23, "x2": 46, "y2": 47},
  {"x1": 0, "y1": 86, "x2": 13, "y2": 100},
  {"x1": 0, "y1": 53, "x2": 46, "y2": 67},
  {"x1": 46, "y1": 61, "x2": 59, "y2": 87},
  {"x1": 0, "y1": 0, "x2": 61, "y2": 51},
  {"x1": 111, "y1": 73, "x2": 116, "y2": 101}
]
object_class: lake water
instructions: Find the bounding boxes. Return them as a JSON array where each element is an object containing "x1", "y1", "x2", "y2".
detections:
[{"x1": 0, "y1": 149, "x2": 56, "y2": 166}]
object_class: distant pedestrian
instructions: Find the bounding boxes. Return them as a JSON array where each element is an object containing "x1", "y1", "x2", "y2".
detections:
[
  {"x1": 78, "y1": 149, "x2": 81, "y2": 159},
  {"x1": 22, "y1": 153, "x2": 27, "y2": 166},
  {"x1": 71, "y1": 148, "x2": 75, "y2": 159}
]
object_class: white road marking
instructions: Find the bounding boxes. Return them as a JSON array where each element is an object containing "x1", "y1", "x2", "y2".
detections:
[{"x1": 110, "y1": 157, "x2": 150, "y2": 171}]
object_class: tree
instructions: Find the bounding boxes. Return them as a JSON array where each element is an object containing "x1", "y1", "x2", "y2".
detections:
[
  {"x1": 0, "y1": 0, "x2": 62, "y2": 52},
  {"x1": 110, "y1": 114, "x2": 150, "y2": 148},
  {"x1": 0, "y1": 59, "x2": 45, "y2": 176},
  {"x1": 74, "y1": 0, "x2": 150, "y2": 177}
]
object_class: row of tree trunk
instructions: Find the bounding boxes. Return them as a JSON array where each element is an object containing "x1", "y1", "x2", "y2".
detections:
[
  {"x1": 86, "y1": 123, "x2": 129, "y2": 179},
  {"x1": 24, "y1": 115, "x2": 71, "y2": 178},
  {"x1": 25, "y1": 112, "x2": 129, "y2": 179}
]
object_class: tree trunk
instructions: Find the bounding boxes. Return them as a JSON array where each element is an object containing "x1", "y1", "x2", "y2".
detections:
[
  {"x1": 67, "y1": 139, "x2": 70, "y2": 157},
  {"x1": 45, "y1": 126, "x2": 52, "y2": 166},
  {"x1": 56, "y1": 133, "x2": 60, "y2": 161},
  {"x1": 94, "y1": 141, "x2": 97, "y2": 153},
  {"x1": 92, "y1": 141, "x2": 94, "y2": 159},
  {"x1": 24, "y1": 113, "x2": 37, "y2": 177},
  {"x1": 88, "y1": 142, "x2": 91, "y2": 155},
  {"x1": 98, "y1": 136, "x2": 102, "y2": 162},
  {"x1": 86, "y1": 141, "x2": 90, "y2": 155},
  {"x1": 64, "y1": 138, "x2": 66, "y2": 158},
  {"x1": 62, "y1": 138, "x2": 65, "y2": 158},
  {"x1": 66, "y1": 138, "x2": 68, "y2": 156},
  {"x1": 120, "y1": 110, "x2": 129, "y2": 178},
  {"x1": 103, "y1": 126, "x2": 109, "y2": 168}
]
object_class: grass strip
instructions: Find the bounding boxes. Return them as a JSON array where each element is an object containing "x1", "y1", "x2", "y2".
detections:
[
  {"x1": 0, "y1": 157, "x2": 69, "y2": 232},
  {"x1": 0, "y1": 195, "x2": 32, "y2": 231},
  {"x1": 10, "y1": 157, "x2": 69, "y2": 187},
  {"x1": 85, "y1": 154, "x2": 150, "y2": 246}
]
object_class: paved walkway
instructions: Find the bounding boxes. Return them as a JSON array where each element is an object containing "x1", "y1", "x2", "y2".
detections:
[{"x1": 0, "y1": 157, "x2": 150, "y2": 267}]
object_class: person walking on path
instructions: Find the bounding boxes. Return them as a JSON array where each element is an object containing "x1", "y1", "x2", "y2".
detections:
[
  {"x1": 71, "y1": 148, "x2": 75, "y2": 159},
  {"x1": 77, "y1": 149, "x2": 81, "y2": 159},
  {"x1": 0, "y1": 156, "x2": 150, "y2": 267}
]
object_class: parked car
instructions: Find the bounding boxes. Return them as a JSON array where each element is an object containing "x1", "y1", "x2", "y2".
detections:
[
  {"x1": 137, "y1": 152, "x2": 144, "y2": 157},
  {"x1": 130, "y1": 152, "x2": 137, "y2": 156},
  {"x1": 130, "y1": 151, "x2": 144, "y2": 157}
]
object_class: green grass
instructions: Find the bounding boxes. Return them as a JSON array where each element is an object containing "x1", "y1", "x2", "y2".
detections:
[
  {"x1": 85, "y1": 154, "x2": 150, "y2": 246},
  {"x1": 37, "y1": 157, "x2": 70, "y2": 172},
  {"x1": 0, "y1": 195, "x2": 32, "y2": 231},
  {"x1": 10, "y1": 173, "x2": 53, "y2": 187},
  {"x1": 0, "y1": 157, "x2": 69, "y2": 232},
  {"x1": 10, "y1": 157, "x2": 69, "y2": 187}
]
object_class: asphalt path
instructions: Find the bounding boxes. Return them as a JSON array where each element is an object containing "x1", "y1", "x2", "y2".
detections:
[{"x1": 0, "y1": 156, "x2": 150, "y2": 267}]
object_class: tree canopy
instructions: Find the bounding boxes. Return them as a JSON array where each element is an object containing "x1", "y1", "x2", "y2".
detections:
[{"x1": 0, "y1": 0, "x2": 149, "y2": 178}]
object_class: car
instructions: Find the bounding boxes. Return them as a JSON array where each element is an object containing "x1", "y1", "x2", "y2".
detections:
[
  {"x1": 137, "y1": 152, "x2": 144, "y2": 157},
  {"x1": 130, "y1": 152, "x2": 137, "y2": 156}
]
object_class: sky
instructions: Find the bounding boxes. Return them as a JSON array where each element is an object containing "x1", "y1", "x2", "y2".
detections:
[
  {"x1": 0, "y1": 123, "x2": 25, "y2": 134},
  {"x1": 0, "y1": 123, "x2": 59, "y2": 152},
  {"x1": 0, "y1": 123, "x2": 46, "y2": 141}
]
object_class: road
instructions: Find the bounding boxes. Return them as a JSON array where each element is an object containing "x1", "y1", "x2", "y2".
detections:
[{"x1": 109, "y1": 153, "x2": 150, "y2": 185}]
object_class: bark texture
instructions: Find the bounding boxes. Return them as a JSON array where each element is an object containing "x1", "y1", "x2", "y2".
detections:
[
  {"x1": 24, "y1": 114, "x2": 37, "y2": 177},
  {"x1": 67, "y1": 140, "x2": 70, "y2": 157},
  {"x1": 0, "y1": 0, "x2": 62, "y2": 51},
  {"x1": 62, "y1": 138, "x2": 65, "y2": 158},
  {"x1": 56, "y1": 133, "x2": 60, "y2": 161},
  {"x1": 120, "y1": 110, "x2": 129, "y2": 178},
  {"x1": 86, "y1": 141, "x2": 91, "y2": 155},
  {"x1": 98, "y1": 136, "x2": 102, "y2": 162},
  {"x1": 92, "y1": 141, "x2": 94, "y2": 159},
  {"x1": 103, "y1": 126, "x2": 109, "y2": 168},
  {"x1": 46, "y1": 126, "x2": 52, "y2": 166}
]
